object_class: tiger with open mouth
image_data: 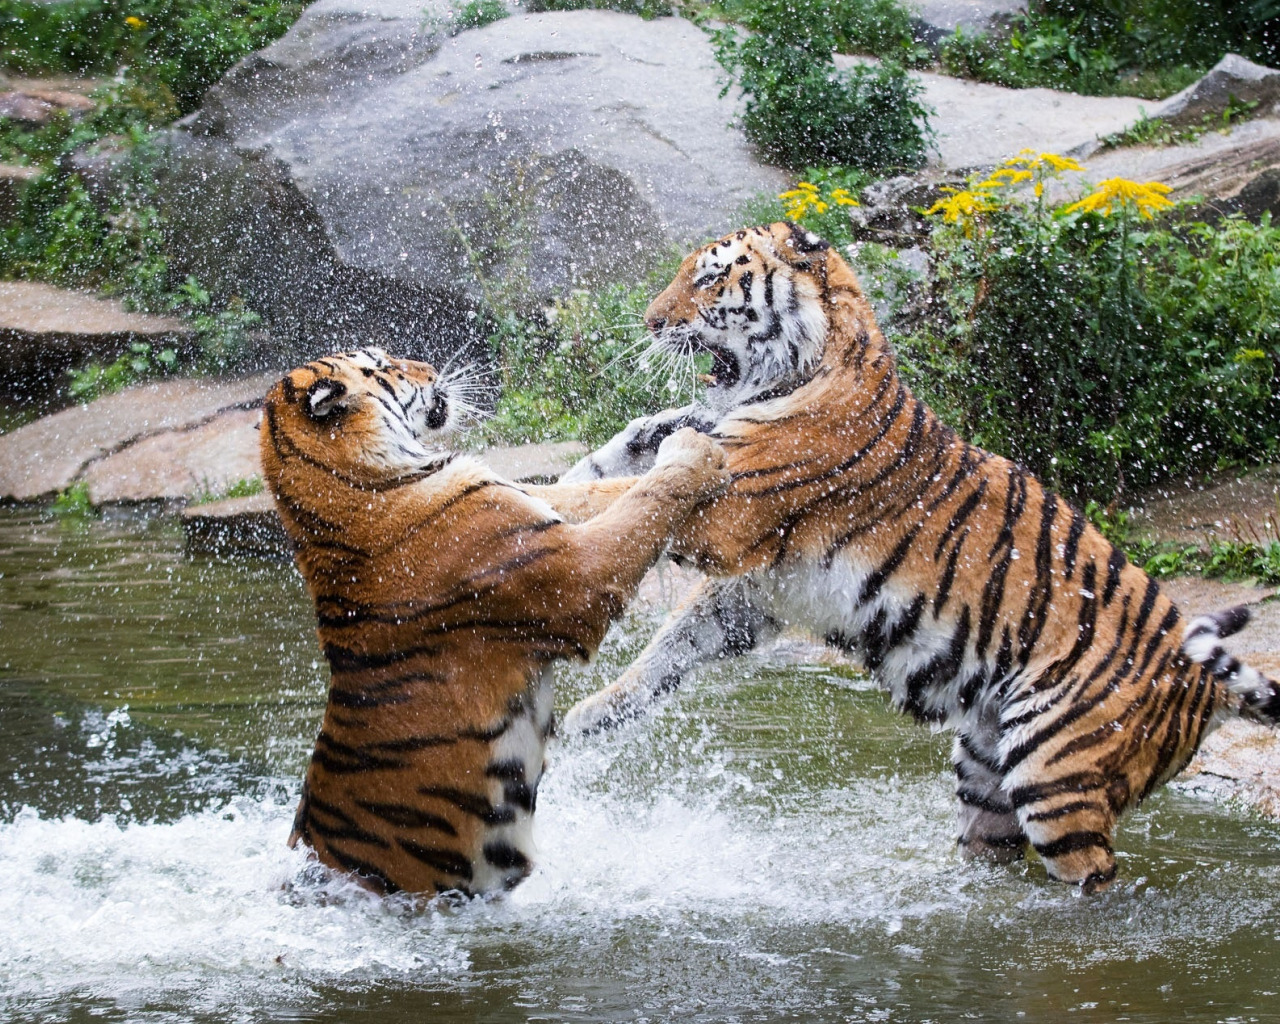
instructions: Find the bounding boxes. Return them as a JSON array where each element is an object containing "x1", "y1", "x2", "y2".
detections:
[{"x1": 560, "y1": 222, "x2": 1280, "y2": 892}]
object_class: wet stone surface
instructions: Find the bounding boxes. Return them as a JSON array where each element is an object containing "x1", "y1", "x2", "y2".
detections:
[
  {"x1": 0, "y1": 281, "x2": 193, "y2": 396},
  {"x1": 0, "y1": 373, "x2": 277, "y2": 502}
]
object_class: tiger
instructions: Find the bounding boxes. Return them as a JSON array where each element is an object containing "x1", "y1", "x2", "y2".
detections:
[
  {"x1": 259, "y1": 346, "x2": 729, "y2": 898},
  {"x1": 557, "y1": 221, "x2": 1280, "y2": 892}
]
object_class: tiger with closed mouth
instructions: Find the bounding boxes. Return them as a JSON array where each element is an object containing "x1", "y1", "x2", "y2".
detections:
[
  {"x1": 261, "y1": 347, "x2": 728, "y2": 898},
  {"x1": 559, "y1": 222, "x2": 1280, "y2": 892}
]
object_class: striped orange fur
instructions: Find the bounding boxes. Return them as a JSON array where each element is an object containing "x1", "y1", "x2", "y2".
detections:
[
  {"x1": 561, "y1": 223, "x2": 1280, "y2": 892},
  {"x1": 261, "y1": 347, "x2": 727, "y2": 897}
]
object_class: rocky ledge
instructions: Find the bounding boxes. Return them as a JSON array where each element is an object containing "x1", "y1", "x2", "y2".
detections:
[{"x1": 0, "y1": 281, "x2": 193, "y2": 395}]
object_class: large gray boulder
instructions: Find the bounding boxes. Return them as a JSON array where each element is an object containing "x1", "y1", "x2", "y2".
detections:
[
  {"x1": 1153, "y1": 53, "x2": 1280, "y2": 129},
  {"x1": 159, "y1": 3, "x2": 787, "y2": 359}
]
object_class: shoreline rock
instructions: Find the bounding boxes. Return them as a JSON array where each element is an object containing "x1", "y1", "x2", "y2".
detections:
[{"x1": 0, "y1": 281, "x2": 193, "y2": 397}]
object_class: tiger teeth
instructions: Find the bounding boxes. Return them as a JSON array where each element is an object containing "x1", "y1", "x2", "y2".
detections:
[{"x1": 698, "y1": 374, "x2": 717, "y2": 385}]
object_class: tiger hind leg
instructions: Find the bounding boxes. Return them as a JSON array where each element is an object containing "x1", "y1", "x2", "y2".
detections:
[{"x1": 953, "y1": 732, "x2": 1026, "y2": 865}]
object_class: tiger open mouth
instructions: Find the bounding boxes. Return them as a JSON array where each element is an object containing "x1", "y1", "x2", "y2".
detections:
[{"x1": 696, "y1": 344, "x2": 742, "y2": 391}]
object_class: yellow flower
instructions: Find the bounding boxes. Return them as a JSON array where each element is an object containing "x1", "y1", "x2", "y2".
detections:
[
  {"x1": 999, "y1": 150, "x2": 1083, "y2": 174},
  {"x1": 1038, "y1": 152, "x2": 1084, "y2": 173},
  {"x1": 924, "y1": 188, "x2": 1000, "y2": 224},
  {"x1": 779, "y1": 180, "x2": 856, "y2": 220},
  {"x1": 124, "y1": 15, "x2": 146, "y2": 28},
  {"x1": 1235, "y1": 348, "x2": 1268, "y2": 364},
  {"x1": 1061, "y1": 178, "x2": 1174, "y2": 218},
  {"x1": 977, "y1": 168, "x2": 1033, "y2": 190}
]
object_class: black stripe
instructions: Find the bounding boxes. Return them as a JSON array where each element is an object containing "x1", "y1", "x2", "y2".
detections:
[
  {"x1": 310, "y1": 732, "x2": 406, "y2": 773},
  {"x1": 1017, "y1": 492, "x2": 1058, "y2": 661},
  {"x1": 1062, "y1": 508, "x2": 1086, "y2": 580},
  {"x1": 957, "y1": 732, "x2": 1004, "y2": 775},
  {"x1": 858, "y1": 525, "x2": 921, "y2": 605},
  {"x1": 903, "y1": 605, "x2": 971, "y2": 719},
  {"x1": 483, "y1": 841, "x2": 531, "y2": 873},
  {"x1": 956, "y1": 788, "x2": 1014, "y2": 814},
  {"x1": 321, "y1": 845, "x2": 402, "y2": 893},
  {"x1": 355, "y1": 800, "x2": 458, "y2": 835},
  {"x1": 933, "y1": 529, "x2": 966, "y2": 616},
  {"x1": 1023, "y1": 799, "x2": 1101, "y2": 823},
  {"x1": 1103, "y1": 546, "x2": 1127, "y2": 605},
  {"x1": 1008, "y1": 771, "x2": 1105, "y2": 809},
  {"x1": 397, "y1": 839, "x2": 473, "y2": 880},
  {"x1": 1033, "y1": 830, "x2": 1113, "y2": 859},
  {"x1": 306, "y1": 795, "x2": 391, "y2": 848},
  {"x1": 934, "y1": 479, "x2": 988, "y2": 561}
]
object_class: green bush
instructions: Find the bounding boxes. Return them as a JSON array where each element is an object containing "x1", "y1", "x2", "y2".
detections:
[
  {"x1": 445, "y1": 0, "x2": 509, "y2": 31},
  {"x1": 525, "y1": 0, "x2": 672, "y2": 17},
  {"x1": 0, "y1": 0, "x2": 307, "y2": 114},
  {"x1": 719, "y1": 0, "x2": 931, "y2": 66},
  {"x1": 942, "y1": 0, "x2": 1279, "y2": 99},
  {"x1": 893, "y1": 155, "x2": 1280, "y2": 503},
  {"x1": 710, "y1": 0, "x2": 932, "y2": 170},
  {"x1": 484, "y1": 273, "x2": 681, "y2": 445}
]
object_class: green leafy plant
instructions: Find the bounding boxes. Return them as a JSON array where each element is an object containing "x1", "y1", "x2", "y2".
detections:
[
  {"x1": 192, "y1": 476, "x2": 265, "y2": 505},
  {"x1": 1099, "y1": 95, "x2": 1261, "y2": 151},
  {"x1": 51, "y1": 481, "x2": 97, "y2": 518},
  {"x1": 0, "y1": 0, "x2": 307, "y2": 115},
  {"x1": 484, "y1": 271, "x2": 681, "y2": 445},
  {"x1": 894, "y1": 153, "x2": 1280, "y2": 504},
  {"x1": 942, "y1": 0, "x2": 1279, "y2": 99},
  {"x1": 67, "y1": 341, "x2": 178, "y2": 402},
  {"x1": 442, "y1": 0, "x2": 509, "y2": 33},
  {"x1": 525, "y1": 0, "x2": 672, "y2": 16},
  {"x1": 709, "y1": 0, "x2": 932, "y2": 170}
]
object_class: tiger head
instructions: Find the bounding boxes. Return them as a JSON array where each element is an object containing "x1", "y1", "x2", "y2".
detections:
[
  {"x1": 263, "y1": 347, "x2": 458, "y2": 486},
  {"x1": 644, "y1": 222, "x2": 831, "y2": 411}
]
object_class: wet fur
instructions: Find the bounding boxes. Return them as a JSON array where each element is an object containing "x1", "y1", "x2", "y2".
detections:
[
  {"x1": 561, "y1": 223, "x2": 1280, "y2": 891},
  {"x1": 261, "y1": 348, "x2": 727, "y2": 897}
]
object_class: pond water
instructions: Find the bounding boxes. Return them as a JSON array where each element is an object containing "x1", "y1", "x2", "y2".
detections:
[{"x1": 3, "y1": 506, "x2": 1280, "y2": 1024}]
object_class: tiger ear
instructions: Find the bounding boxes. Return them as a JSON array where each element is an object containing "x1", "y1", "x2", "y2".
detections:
[
  {"x1": 305, "y1": 379, "x2": 348, "y2": 420},
  {"x1": 767, "y1": 221, "x2": 830, "y2": 268}
]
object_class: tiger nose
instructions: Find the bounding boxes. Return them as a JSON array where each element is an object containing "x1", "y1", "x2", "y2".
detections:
[{"x1": 646, "y1": 315, "x2": 667, "y2": 333}]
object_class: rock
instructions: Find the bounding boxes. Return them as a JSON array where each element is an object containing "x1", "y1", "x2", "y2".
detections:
[
  {"x1": 1129, "y1": 463, "x2": 1280, "y2": 548},
  {"x1": 0, "y1": 86, "x2": 94, "y2": 126},
  {"x1": 1145, "y1": 577, "x2": 1280, "y2": 817},
  {"x1": 1153, "y1": 53, "x2": 1280, "y2": 129},
  {"x1": 1222, "y1": 166, "x2": 1280, "y2": 222},
  {"x1": 834, "y1": 56, "x2": 1149, "y2": 171},
  {"x1": 909, "y1": 0, "x2": 1025, "y2": 50},
  {"x1": 0, "y1": 163, "x2": 40, "y2": 221},
  {"x1": 0, "y1": 281, "x2": 193, "y2": 396},
  {"x1": 158, "y1": 6, "x2": 788, "y2": 358},
  {"x1": 82, "y1": 405, "x2": 264, "y2": 503},
  {"x1": 182, "y1": 490, "x2": 291, "y2": 560},
  {"x1": 62, "y1": 134, "x2": 135, "y2": 209},
  {"x1": 1180, "y1": 717, "x2": 1280, "y2": 818},
  {"x1": 1056, "y1": 117, "x2": 1280, "y2": 210},
  {"x1": 847, "y1": 174, "x2": 962, "y2": 245},
  {"x1": 0, "y1": 373, "x2": 278, "y2": 502}
]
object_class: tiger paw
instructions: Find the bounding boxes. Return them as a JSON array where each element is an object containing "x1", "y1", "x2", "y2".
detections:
[
  {"x1": 653, "y1": 427, "x2": 729, "y2": 498},
  {"x1": 560, "y1": 687, "x2": 634, "y2": 738}
]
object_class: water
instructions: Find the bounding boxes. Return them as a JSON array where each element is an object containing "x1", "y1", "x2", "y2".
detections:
[{"x1": 2, "y1": 507, "x2": 1280, "y2": 1023}]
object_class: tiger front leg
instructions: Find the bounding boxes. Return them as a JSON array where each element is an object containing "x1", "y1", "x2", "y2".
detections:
[
  {"x1": 555, "y1": 428, "x2": 730, "y2": 627},
  {"x1": 561, "y1": 575, "x2": 780, "y2": 735},
  {"x1": 559, "y1": 405, "x2": 717, "y2": 483}
]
